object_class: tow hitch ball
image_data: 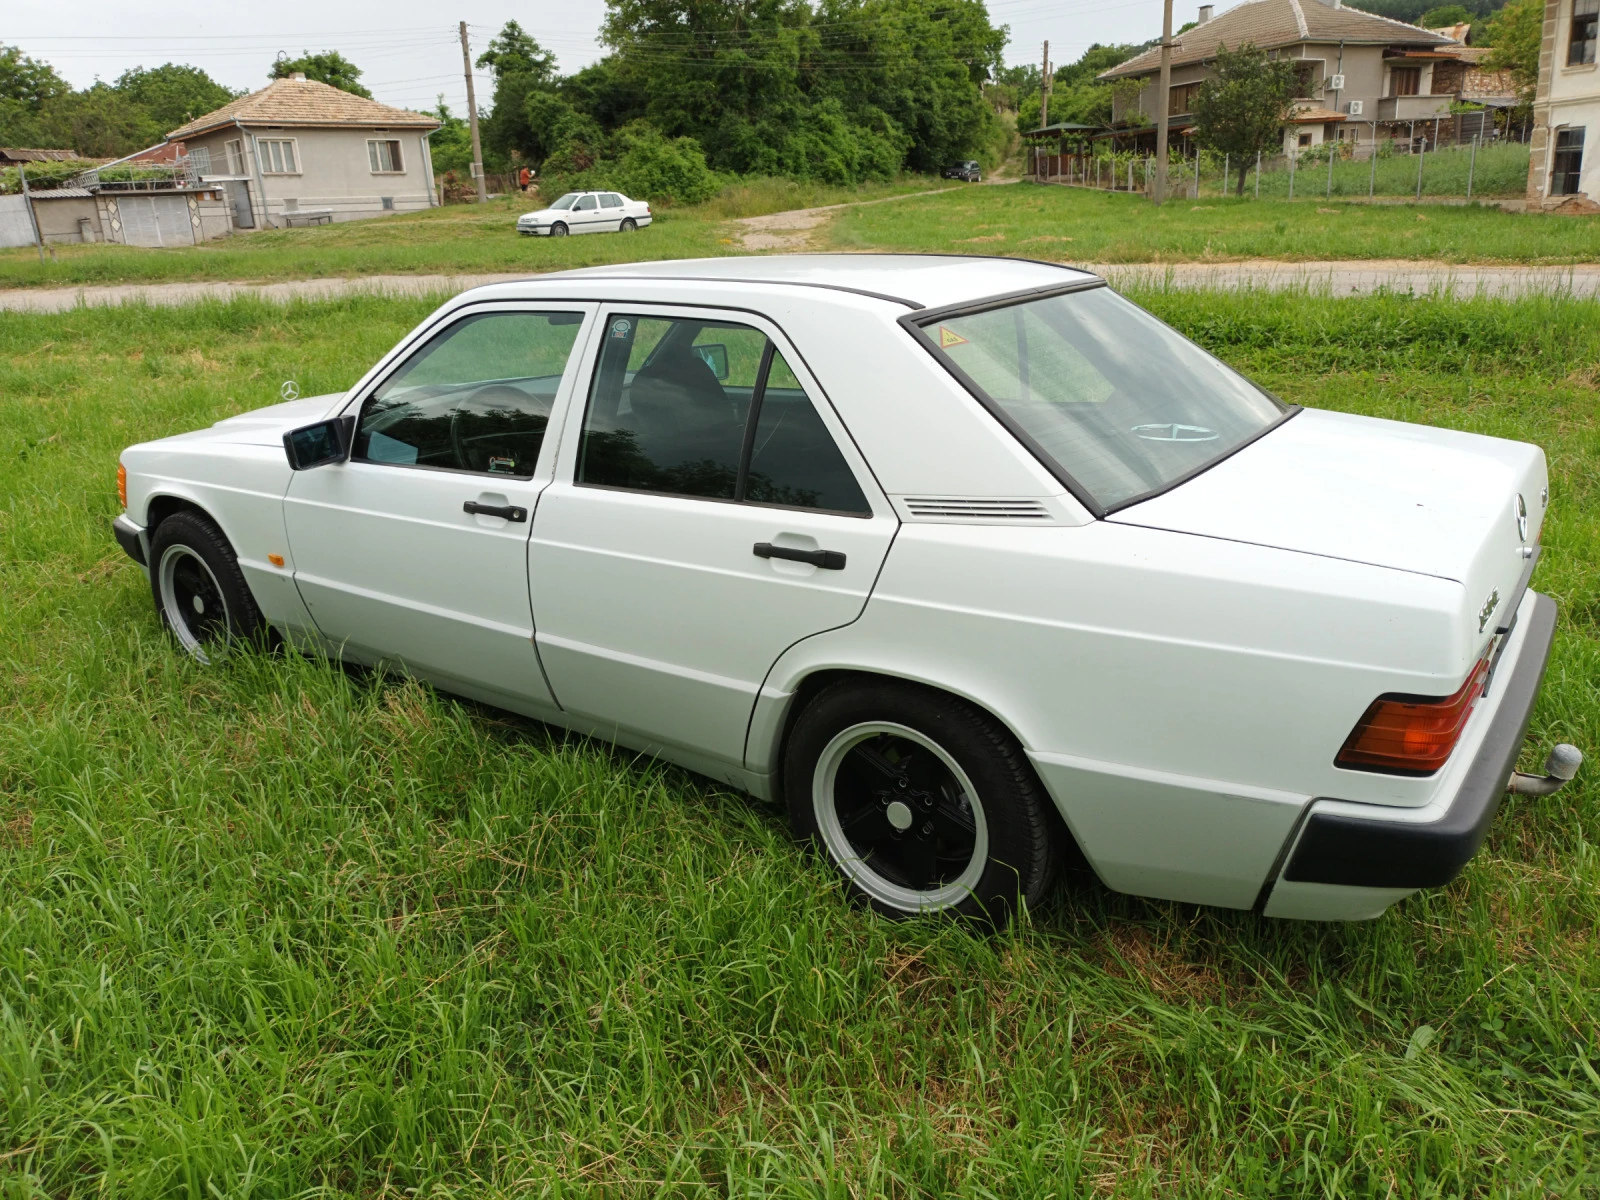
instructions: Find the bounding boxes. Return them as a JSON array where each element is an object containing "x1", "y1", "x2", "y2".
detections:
[{"x1": 1507, "y1": 744, "x2": 1584, "y2": 797}]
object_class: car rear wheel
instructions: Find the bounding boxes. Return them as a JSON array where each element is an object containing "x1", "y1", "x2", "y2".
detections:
[
  {"x1": 620, "y1": 217, "x2": 637, "y2": 233},
  {"x1": 149, "y1": 511, "x2": 265, "y2": 664},
  {"x1": 785, "y1": 679, "x2": 1059, "y2": 924},
  {"x1": 550, "y1": 222, "x2": 568, "y2": 237}
]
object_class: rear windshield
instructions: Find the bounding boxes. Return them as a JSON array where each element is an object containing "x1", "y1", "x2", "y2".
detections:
[{"x1": 917, "y1": 286, "x2": 1287, "y2": 511}]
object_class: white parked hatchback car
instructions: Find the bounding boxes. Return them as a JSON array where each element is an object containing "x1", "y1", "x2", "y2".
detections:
[
  {"x1": 112, "y1": 255, "x2": 1579, "y2": 926},
  {"x1": 516, "y1": 190, "x2": 652, "y2": 237}
]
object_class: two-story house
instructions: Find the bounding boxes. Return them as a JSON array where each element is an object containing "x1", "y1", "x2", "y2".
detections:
[
  {"x1": 1527, "y1": 0, "x2": 1600, "y2": 208},
  {"x1": 1098, "y1": 0, "x2": 1458, "y2": 157}
]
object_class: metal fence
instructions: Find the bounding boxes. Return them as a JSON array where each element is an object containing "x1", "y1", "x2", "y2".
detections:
[{"x1": 1029, "y1": 136, "x2": 1531, "y2": 203}]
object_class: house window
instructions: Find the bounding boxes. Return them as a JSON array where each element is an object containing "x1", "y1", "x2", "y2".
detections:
[
  {"x1": 1390, "y1": 67, "x2": 1421, "y2": 96},
  {"x1": 1572, "y1": 0, "x2": 1599, "y2": 66},
  {"x1": 368, "y1": 139, "x2": 404, "y2": 173},
  {"x1": 1298, "y1": 132, "x2": 1313, "y2": 147},
  {"x1": 186, "y1": 146, "x2": 211, "y2": 175},
  {"x1": 259, "y1": 139, "x2": 299, "y2": 174},
  {"x1": 1168, "y1": 82, "x2": 1202, "y2": 115},
  {"x1": 1552, "y1": 127, "x2": 1586, "y2": 194},
  {"x1": 225, "y1": 139, "x2": 245, "y2": 174},
  {"x1": 1292, "y1": 62, "x2": 1318, "y2": 97}
]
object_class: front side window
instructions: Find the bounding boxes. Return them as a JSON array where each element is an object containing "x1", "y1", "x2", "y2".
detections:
[
  {"x1": 1552, "y1": 127, "x2": 1586, "y2": 194},
  {"x1": 574, "y1": 195, "x2": 598, "y2": 211},
  {"x1": 1572, "y1": 0, "x2": 1598, "y2": 65},
  {"x1": 577, "y1": 314, "x2": 870, "y2": 514},
  {"x1": 368, "y1": 138, "x2": 403, "y2": 173},
  {"x1": 916, "y1": 286, "x2": 1287, "y2": 512},
  {"x1": 259, "y1": 139, "x2": 298, "y2": 174},
  {"x1": 354, "y1": 310, "x2": 585, "y2": 477}
]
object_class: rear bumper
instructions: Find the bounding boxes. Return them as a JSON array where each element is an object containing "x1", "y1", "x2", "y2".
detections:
[
  {"x1": 113, "y1": 513, "x2": 148, "y2": 568},
  {"x1": 1278, "y1": 591, "x2": 1558, "y2": 893}
]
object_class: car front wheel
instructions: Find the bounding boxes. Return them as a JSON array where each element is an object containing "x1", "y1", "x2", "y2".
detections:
[
  {"x1": 149, "y1": 511, "x2": 265, "y2": 663},
  {"x1": 550, "y1": 222, "x2": 568, "y2": 237},
  {"x1": 785, "y1": 679, "x2": 1059, "y2": 924}
]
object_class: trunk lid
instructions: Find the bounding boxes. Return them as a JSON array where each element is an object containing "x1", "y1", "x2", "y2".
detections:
[{"x1": 1110, "y1": 407, "x2": 1547, "y2": 653}]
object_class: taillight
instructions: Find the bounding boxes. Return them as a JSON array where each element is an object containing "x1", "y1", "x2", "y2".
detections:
[
  {"x1": 117, "y1": 462, "x2": 127, "y2": 508},
  {"x1": 1336, "y1": 656, "x2": 1490, "y2": 775}
]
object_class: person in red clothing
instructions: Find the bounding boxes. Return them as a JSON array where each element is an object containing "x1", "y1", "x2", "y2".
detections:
[{"x1": 518, "y1": 167, "x2": 531, "y2": 191}]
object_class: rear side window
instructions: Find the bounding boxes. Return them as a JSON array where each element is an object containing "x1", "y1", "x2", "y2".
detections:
[
  {"x1": 577, "y1": 314, "x2": 870, "y2": 515},
  {"x1": 354, "y1": 310, "x2": 584, "y2": 477},
  {"x1": 600, "y1": 193, "x2": 623, "y2": 208}
]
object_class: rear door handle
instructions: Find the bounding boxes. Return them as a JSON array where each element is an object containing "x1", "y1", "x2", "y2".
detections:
[
  {"x1": 753, "y1": 542, "x2": 846, "y2": 570},
  {"x1": 464, "y1": 501, "x2": 528, "y2": 522}
]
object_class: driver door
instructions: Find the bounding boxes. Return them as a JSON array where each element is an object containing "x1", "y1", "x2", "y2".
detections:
[{"x1": 283, "y1": 303, "x2": 596, "y2": 709}]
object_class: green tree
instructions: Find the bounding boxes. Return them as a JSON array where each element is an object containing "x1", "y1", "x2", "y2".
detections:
[
  {"x1": 270, "y1": 51, "x2": 372, "y2": 98},
  {"x1": 0, "y1": 43, "x2": 70, "y2": 147},
  {"x1": 1419, "y1": 4, "x2": 1473, "y2": 25},
  {"x1": 115, "y1": 64, "x2": 237, "y2": 133},
  {"x1": 1191, "y1": 42, "x2": 1298, "y2": 195},
  {"x1": 428, "y1": 98, "x2": 474, "y2": 174},
  {"x1": 476, "y1": 21, "x2": 560, "y2": 164},
  {"x1": 37, "y1": 83, "x2": 163, "y2": 157},
  {"x1": 1483, "y1": 0, "x2": 1541, "y2": 104}
]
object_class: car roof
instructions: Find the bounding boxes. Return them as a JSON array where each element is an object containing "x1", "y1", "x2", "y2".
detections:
[{"x1": 544, "y1": 253, "x2": 1098, "y2": 311}]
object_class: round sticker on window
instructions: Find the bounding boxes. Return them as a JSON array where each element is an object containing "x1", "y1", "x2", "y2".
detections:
[{"x1": 610, "y1": 319, "x2": 632, "y2": 339}]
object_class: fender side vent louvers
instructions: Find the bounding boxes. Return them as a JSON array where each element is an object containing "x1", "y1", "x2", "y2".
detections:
[{"x1": 902, "y1": 497, "x2": 1053, "y2": 522}]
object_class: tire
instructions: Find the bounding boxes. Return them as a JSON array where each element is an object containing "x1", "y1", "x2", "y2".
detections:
[
  {"x1": 148, "y1": 510, "x2": 265, "y2": 664},
  {"x1": 620, "y1": 217, "x2": 637, "y2": 233},
  {"x1": 550, "y1": 222, "x2": 569, "y2": 237},
  {"x1": 785, "y1": 679, "x2": 1059, "y2": 925}
]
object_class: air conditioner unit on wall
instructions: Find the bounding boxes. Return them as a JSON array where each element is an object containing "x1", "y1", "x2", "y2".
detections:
[
  {"x1": 1328, "y1": 73, "x2": 1346, "y2": 91},
  {"x1": 1347, "y1": 99, "x2": 1364, "y2": 116}
]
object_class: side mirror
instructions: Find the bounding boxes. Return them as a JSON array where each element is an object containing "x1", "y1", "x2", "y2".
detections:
[
  {"x1": 283, "y1": 416, "x2": 354, "y2": 470},
  {"x1": 693, "y1": 343, "x2": 730, "y2": 381}
]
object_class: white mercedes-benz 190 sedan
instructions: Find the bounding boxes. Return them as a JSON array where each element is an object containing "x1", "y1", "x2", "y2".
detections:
[
  {"x1": 112, "y1": 255, "x2": 1579, "y2": 925},
  {"x1": 516, "y1": 190, "x2": 652, "y2": 237}
]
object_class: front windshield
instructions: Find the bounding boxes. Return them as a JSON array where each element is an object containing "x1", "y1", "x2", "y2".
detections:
[
  {"x1": 920, "y1": 286, "x2": 1286, "y2": 511},
  {"x1": 549, "y1": 193, "x2": 580, "y2": 210}
]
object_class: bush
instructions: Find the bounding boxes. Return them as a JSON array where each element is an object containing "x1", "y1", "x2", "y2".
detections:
[{"x1": 544, "y1": 121, "x2": 723, "y2": 205}]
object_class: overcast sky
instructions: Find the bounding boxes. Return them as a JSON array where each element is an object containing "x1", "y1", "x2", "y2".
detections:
[{"x1": 12, "y1": 0, "x2": 1174, "y2": 116}]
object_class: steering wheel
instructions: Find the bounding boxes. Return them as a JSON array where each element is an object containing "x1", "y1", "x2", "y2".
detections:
[{"x1": 449, "y1": 385, "x2": 548, "y2": 472}]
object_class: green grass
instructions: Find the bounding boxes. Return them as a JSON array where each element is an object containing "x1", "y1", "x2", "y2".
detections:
[
  {"x1": 829, "y1": 183, "x2": 1600, "y2": 264},
  {"x1": 1194, "y1": 141, "x2": 1533, "y2": 201},
  {"x1": 0, "y1": 176, "x2": 955, "y2": 291},
  {"x1": 3, "y1": 290, "x2": 1600, "y2": 1195}
]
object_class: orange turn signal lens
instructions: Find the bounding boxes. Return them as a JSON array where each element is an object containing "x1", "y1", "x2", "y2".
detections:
[
  {"x1": 116, "y1": 462, "x2": 127, "y2": 508},
  {"x1": 1336, "y1": 657, "x2": 1491, "y2": 776}
]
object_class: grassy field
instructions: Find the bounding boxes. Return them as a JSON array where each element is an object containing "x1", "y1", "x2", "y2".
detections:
[
  {"x1": 2, "y1": 290, "x2": 1599, "y2": 1195},
  {"x1": 830, "y1": 184, "x2": 1600, "y2": 264},
  {"x1": 5, "y1": 174, "x2": 1600, "y2": 295},
  {"x1": 0, "y1": 177, "x2": 955, "y2": 291},
  {"x1": 1190, "y1": 141, "x2": 1534, "y2": 201}
]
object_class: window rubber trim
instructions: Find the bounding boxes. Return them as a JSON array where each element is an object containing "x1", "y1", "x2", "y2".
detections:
[{"x1": 899, "y1": 280, "x2": 1299, "y2": 520}]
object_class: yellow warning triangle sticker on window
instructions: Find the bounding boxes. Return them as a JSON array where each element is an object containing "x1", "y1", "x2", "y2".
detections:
[{"x1": 937, "y1": 326, "x2": 968, "y2": 349}]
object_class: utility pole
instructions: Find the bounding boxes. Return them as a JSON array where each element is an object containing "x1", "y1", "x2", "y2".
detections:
[
  {"x1": 1040, "y1": 41, "x2": 1051, "y2": 130},
  {"x1": 1152, "y1": 0, "x2": 1174, "y2": 204},
  {"x1": 459, "y1": 20, "x2": 487, "y2": 203}
]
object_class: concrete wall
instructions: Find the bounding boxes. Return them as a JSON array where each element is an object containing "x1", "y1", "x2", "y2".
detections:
[
  {"x1": 1528, "y1": 0, "x2": 1600, "y2": 207},
  {"x1": 32, "y1": 195, "x2": 100, "y2": 244}
]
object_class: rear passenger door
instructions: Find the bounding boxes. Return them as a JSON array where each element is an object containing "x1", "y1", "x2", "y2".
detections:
[
  {"x1": 527, "y1": 307, "x2": 898, "y2": 769},
  {"x1": 597, "y1": 192, "x2": 625, "y2": 230}
]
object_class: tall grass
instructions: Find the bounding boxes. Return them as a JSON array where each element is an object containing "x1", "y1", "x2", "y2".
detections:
[
  {"x1": 1232, "y1": 141, "x2": 1532, "y2": 201},
  {"x1": 1, "y1": 292, "x2": 1598, "y2": 1195}
]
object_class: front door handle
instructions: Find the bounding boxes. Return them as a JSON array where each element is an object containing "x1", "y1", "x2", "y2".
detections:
[
  {"x1": 753, "y1": 542, "x2": 846, "y2": 570},
  {"x1": 464, "y1": 501, "x2": 528, "y2": 522}
]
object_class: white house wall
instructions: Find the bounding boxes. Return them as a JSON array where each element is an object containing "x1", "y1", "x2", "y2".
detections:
[
  {"x1": 243, "y1": 126, "x2": 435, "y2": 225},
  {"x1": 1528, "y1": 0, "x2": 1600, "y2": 206}
]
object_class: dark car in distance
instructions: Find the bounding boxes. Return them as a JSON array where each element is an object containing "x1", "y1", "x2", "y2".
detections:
[{"x1": 942, "y1": 160, "x2": 982, "y2": 182}]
